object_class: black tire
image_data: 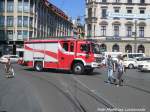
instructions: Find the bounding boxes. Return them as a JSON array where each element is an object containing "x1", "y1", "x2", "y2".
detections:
[
  {"x1": 72, "y1": 63, "x2": 85, "y2": 75},
  {"x1": 34, "y1": 62, "x2": 43, "y2": 72},
  {"x1": 128, "y1": 64, "x2": 134, "y2": 69}
]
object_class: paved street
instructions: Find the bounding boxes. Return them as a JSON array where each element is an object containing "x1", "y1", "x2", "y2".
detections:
[{"x1": 0, "y1": 64, "x2": 150, "y2": 112}]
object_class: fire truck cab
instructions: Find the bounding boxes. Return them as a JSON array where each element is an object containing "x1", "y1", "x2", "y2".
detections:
[{"x1": 24, "y1": 38, "x2": 102, "y2": 74}]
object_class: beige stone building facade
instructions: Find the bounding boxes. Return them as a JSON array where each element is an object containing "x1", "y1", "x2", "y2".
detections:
[
  {"x1": 0, "y1": 0, "x2": 72, "y2": 56},
  {"x1": 85, "y1": 0, "x2": 150, "y2": 56}
]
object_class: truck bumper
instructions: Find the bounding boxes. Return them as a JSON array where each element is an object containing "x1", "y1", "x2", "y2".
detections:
[{"x1": 86, "y1": 62, "x2": 101, "y2": 68}]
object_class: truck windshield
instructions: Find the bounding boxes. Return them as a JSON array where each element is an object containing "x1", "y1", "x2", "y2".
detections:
[{"x1": 92, "y1": 44, "x2": 101, "y2": 54}]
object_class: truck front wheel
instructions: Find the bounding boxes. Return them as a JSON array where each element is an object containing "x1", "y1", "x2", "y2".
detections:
[
  {"x1": 34, "y1": 62, "x2": 43, "y2": 72},
  {"x1": 72, "y1": 63, "x2": 84, "y2": 75}
]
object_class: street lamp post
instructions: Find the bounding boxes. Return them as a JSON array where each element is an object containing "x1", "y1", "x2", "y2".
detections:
[{"x1": 134, "y1": 20, "x2": 137, "y2": 53}]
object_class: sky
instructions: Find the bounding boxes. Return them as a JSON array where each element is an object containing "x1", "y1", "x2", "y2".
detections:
[{"x1": 49, "y1": 0, "x2": 85, "y2": 21}]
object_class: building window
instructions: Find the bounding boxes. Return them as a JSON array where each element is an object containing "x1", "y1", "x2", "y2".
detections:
[
  {"x1": 140, "y1": 9, "x2": 145, "y2": 14},
  {"x1": 101, "y1": 26, "x2": 106, "y2": 36},
  {"x1": 127, "y1": 0, "x2": 132, "y2": 4},
  {"x1": 17, "y1": 31, "x2": 22, "y2": 39},
  {"x1": 0, "y1": 30, "x2": 5, "y2": 39},
  {"x1": 18, "y1": 16, "x2": 22, "y2": 27},
  {"x1": 23, "y1": 31, "x2": 28, "y2": 39},
  {"x1": 88, "y1": 8, "x2": 92, "y2": 18},
  {"x1": 94, "y1": 8, "x2": 96, "y2": 17},
  {"x1": 113, "y1": 8, "x2": 120, "y2": 19},
  {"x1": 114, "y1": 9, "x2": 119, "y2": 13},
  {"x1": 7, "y1": 1, "x2": 14, "y2": 12},
  {"x1": 140, "y1": 0, "x2": 145, "y2": 4},
  {"x1": 102, "y1": 0, "x2": 107, "y2": 3},
  {"x1": 139, "y1": 26, "x2": 144, "y2": 37},
  {"x1": 127, "y1": 26, "x2": 132, "y2": 37},
  {"x1": 30, "y1": 0, "x2": 33, "y2": 12},
  {"x1": 7, "y1": 30, "x2": 13, "y2": 40},
  {"x1": 112, "y1": 44, "x2": 120, "y2": 52},
  {"x1": 0, "y1": 16, "x2": 4, "y2": 26},
  {"x1": 138, "y1": 45, "x2": 145, "y2": 53},
  {"x1": 0, "y1": 1, "x2": 5, "y2": 12},
  {"x1": 114, "y1": 25, "x2": 119, "y2": 37},
  {"x1": 114, "y1": 0, "x2": 120, "y2": 3},
  {"x1": 127, "y1": 9, "x2": 132, "y2": 13},
  {"x1": 87, "y1": 24, "x2": 92, "y2": 36},
  {"x1": 23, "y1": 16, "x2": 28, "y2": 27},
  {"x1": 101, "y1": 9, "x2": 107, "y2": 18},
  {"x1": 125, "y1": 44, "x2": 132, "y2": 53},
  {"x1": 29, "y1": 31, "x2": 33, "y2": 37},
  {"x1": 23, "y1": 2, "x2": 29, "y2": 12},
  {"x1": 29, "y1": 17, "x2": 33, "y2": 27},
  {"x1": 7, "y1": 16, "x2": 14, "y2": 26},
  {"x1": 18, "y1": 2, "x2": 22, "y2": 12}
]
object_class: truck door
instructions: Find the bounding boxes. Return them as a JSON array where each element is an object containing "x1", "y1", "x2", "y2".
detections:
[
  {"x1": 77, "y1": 42, "x2": 94, "y2": 63},
  {"x1": 58, "y1": 41, "x2": 75, "y2": 70}
]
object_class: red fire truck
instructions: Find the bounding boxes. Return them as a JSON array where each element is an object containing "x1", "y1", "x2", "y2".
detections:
[{"x1": 23, "y1": 38, "x2": 102, "y2": 74}]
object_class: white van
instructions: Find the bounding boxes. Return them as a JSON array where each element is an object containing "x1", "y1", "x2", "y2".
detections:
[
  {"x1": 123, "y1": 53, "x2": 145, "y2": 59},
  {"x1": 102, "y1": 52, "x2": 123, "y2": 62}
]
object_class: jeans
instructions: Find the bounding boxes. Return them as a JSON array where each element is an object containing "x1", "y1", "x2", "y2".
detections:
[
  {"x1": 117, "y1": 71, "x2": 123, "y2": 85},
  {"x1": 107, "y1": 68, "x2": 115, "y2": 82}
]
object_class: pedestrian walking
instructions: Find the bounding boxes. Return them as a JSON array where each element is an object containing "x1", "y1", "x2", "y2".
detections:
[
  {"x1": 106, "y1": 55, "x2": 116, "y2": 83},
  {"x1": 4, "y1": 58, "x2": 14, "y2": 78},
  {"x1": 116, "y1": 55, "x2": 125, "y2": 86}
]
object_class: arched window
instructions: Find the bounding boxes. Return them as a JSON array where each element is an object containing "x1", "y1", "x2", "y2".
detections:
[
  {"x1": 125, "y1": 44, "x2": 132, "y2": 53},
  {"x1": 112, "y1": 44, "x2": 119, "y2": 52},
  {"x1": 100, "y1": 44, "x2": 107, "y2": 52},
  {"x1": 138, "y1": 45, "x2": 145, "y2": 53}
]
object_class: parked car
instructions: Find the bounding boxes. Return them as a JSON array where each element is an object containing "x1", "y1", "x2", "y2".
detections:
[
  {"x1": 0, "y1": 55, "x2": 20, "y2": 63},
  {"x1": 138, "y1": 61, "x2": 150, "y2": 72},
  {"x1": 123, "y1": 58, "x2": 138, "y2": 69},
  {"x1": 136, "y1": 57, "x2": 150, "y2": 67}
]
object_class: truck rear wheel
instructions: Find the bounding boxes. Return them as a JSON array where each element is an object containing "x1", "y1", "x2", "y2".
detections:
[
  {"x1": 34, "y1": 62, "x2": 43, "y2": 72},
  {"x1": 72, "y1": 63, "x2": 84, "y2": 75}
]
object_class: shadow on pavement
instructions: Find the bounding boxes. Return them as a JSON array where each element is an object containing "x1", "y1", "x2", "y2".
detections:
[
  {"x1": 24, "y1": 68, "x2": 72, "y2": 74},
  {"x1": 23, "y1": 68, "x2": 101, "y2": 76}
]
